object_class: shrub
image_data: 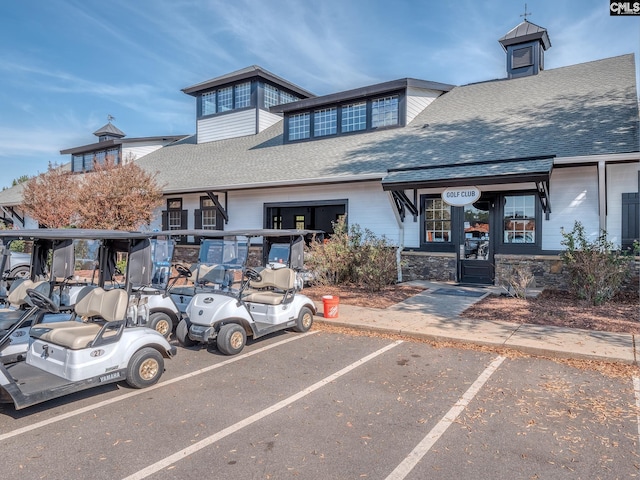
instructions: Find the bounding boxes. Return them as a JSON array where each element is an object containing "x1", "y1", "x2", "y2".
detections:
[
  {"x1": 500, "y1": 264, "x2": 534, "y2": 299},
  {"x1": 306, "y1": 217, "x2": 398, "y2": 292},
  {"x1": 560, "y1": 221, "x2": 629, "y2": 305}
]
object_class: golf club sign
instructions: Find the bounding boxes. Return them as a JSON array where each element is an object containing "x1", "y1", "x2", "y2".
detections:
[{"x1": 442, "y1": 186, "x2": 481, "y2": 206}]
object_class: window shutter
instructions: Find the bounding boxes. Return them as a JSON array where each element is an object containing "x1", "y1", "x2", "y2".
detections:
[
  {"x1": 194, "y1": 209, "x2": 202, "y2": 229},
  {"x1": 161, "y1": 211, "x2": 168, "y2": 230},
  {"x1": 215, "y1": 211, "x2": 223, "y2": 231},
  {"x1": 180, "y1": 210, "x2": 188, "y2": 229},
  {"x1": 622, "y1": 192, "x2": 639, "y2": 250}
]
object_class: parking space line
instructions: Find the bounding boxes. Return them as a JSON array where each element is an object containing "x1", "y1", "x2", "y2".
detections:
[
  {"x1": 385, "y1": 355, "x2": 506, "y2": 480},
  {"x1": 634, "y1": 376, "x2": 640, "y2": 453},
  {"x1": 0, "y1": 331, "x2": 318, "y2": 442},
  {"x1": 123, "y1": 340, "x2": 403, "y2": 480}
]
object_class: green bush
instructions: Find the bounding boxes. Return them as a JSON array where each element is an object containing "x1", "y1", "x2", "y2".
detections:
[
  {"x1": 560, "y1": 221, "x2": 629, "y2": 305},
  {"x1": 306, "y1": 217, "x2": 398, "y2": 292}
]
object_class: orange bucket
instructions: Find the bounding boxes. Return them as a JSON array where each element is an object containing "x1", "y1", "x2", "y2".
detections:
[{"x1": 322, "y1": 295, "x2": 340, "y2": 319}]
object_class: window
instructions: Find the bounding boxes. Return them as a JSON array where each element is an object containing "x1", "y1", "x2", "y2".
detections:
[
  {"x1": 424, "y1": 198, "x2": 451, "y2": 242},
  {"x1": 202, "y1": 91, "x2": 216, "y2": 115},
  {"x1": 264, "y1": 84, "x2": 279, "y2": 108},
  {"x1": 70, "y1": 147, "x2": 121, "y2": 172},
  {"x1": 295, "y1": 215, "x2": 305, "y2": 230},
  {"x1": 372, "y1": 96, "x2": 399, "y2": 128},
  {"x1": 288, "y1": 113, "x2": 310, "y2": 140},
  {"x1": 341, "y1": 102, "x2": 366, "y2": 132},
  {"x1": 234, "y1": 82, "x2": 251, "y2": 108},
  {"x1": 272, "y1": 215, "x2": 282, "y2": 229},
  {"x1": 513, "y1": 46, "x2": 533, "y2": 68},
  {"x1": 200, "y1": 197, "x2": 217, "y2": 230},
  {"x1": 167, "y1": 199, "x2": 183, "y2": 230},
  {"x1": 503, "y1": 195, "x2": 536, "y2": 243},
  {"x1": 217, "y1": 86, "x2": 233, "y2": 112},
  {"x1": 314, "y1": 108, "x2": 337, "y2": 137}
]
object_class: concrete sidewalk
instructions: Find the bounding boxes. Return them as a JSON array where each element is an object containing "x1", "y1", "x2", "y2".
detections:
[{"x1": 313, "y1": 281, "x2": 638, "y2": 365}]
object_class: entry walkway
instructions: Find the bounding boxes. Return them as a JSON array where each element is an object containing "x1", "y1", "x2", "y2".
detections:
[{"x1": 314, "y1": 281, "x2": 638, "y2": 365}]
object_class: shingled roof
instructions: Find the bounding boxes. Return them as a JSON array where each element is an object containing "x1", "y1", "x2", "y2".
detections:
[{"x1": 135, "y1": 54, "x2": 638, "y2": 195}]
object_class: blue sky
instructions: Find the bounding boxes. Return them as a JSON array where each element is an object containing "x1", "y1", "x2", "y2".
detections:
[{"x1": 0, "y1": 0, "x2": 638, "y2": 190}]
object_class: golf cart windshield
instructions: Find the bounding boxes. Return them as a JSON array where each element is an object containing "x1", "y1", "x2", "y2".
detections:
[
  {"x1": 150, "y1": 238, "x2": 175, "y2": 288},
  {"x1": 195, "y1": 237, "x2": 247, "y2": 290}
]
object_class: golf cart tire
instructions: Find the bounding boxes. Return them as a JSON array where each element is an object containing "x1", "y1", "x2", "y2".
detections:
[
  {"x1": 149, "y1": 312, "x2": 174, "y2": 338},
  {"x1": 176, "y1": 319, "x2": 197, "y2": 347},
  {"x1": 293, "y1": 306, "x2": 314, "y2": 333},
  {"x1": 126, "y1": 347, "x2": 164, "y2": 389},
  {"x1": 217, "y1": 323, "x2": 246, "y2": 355},
  {"x1": 10, "y1": 266, "x2": 30, "y2": 280}
]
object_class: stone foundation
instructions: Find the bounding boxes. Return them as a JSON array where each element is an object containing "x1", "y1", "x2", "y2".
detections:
[{"x1": 401, "y1": 251, "x2": 640, "y2": 292}]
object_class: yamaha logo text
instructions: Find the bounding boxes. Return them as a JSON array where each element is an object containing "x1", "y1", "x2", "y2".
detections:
[{"x1": 610, "y1": 1, "x2": 640, "y2": 15}]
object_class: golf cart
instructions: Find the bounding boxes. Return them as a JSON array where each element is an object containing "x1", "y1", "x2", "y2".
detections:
[
  {"x1": 165, "y1": 229, "x2": 321, "y2": 355},
  {"x1": 0, "y1": 229, "x2": 176, "y2": 410}
]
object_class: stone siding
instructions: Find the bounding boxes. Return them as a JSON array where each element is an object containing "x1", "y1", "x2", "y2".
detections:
[{"x1": 400, "y1": 252, "x2": 457, "y2": 282}]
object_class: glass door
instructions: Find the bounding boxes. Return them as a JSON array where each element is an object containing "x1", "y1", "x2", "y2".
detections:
[{"x1": 459, "y1": 199, "x2": 494, "y2": 284}]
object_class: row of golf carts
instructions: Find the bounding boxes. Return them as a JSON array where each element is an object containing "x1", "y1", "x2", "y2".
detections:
[{"x1": 0, "y1": 228, "x2": 321, "y2": 410}]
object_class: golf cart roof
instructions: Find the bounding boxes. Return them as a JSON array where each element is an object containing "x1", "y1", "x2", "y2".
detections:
[
  {"x1": 0, "y1": 229, "x2": 153, "y2": 242},
  {"x1": 158, "y1": 229, "x2": 323, "y2": 239}
]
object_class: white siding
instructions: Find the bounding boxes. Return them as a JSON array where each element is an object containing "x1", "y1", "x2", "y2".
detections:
[
  {"x1": 406, "y1": 87, "x2": 441, "y2": 124},
  {"x1": 152, "y1": 182, "x2": 401, "y2": 243},
  {"x1": 258, "y1": 110, "x2": 283, "y2": 132},
  {"x1": 197, "y1": 109, "x2": 257, "y2": 144},
  {"x1": 606, "y1": 161, "x2": 640, "y2": 247},
  {"x1": 542, "y1": 166, "x2": 599, "y2": 250},
  {"x1": 122, "y1": 141, "x2": 167, "y2": 162}
]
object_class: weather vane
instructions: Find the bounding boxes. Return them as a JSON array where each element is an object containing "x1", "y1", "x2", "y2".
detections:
[
  {"x1": 107, "y1": 114, "x2": 115, "y2": 123},
  {"x1": 520, "y1": 3, "x2": 532, "y2": 20}
]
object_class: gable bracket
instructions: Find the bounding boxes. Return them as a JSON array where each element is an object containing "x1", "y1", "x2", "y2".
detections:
[
  {"x1": 2, "y1": 207, "x2": 24, "y2": 227},
  {"x1": 391, "y1": 190, "x2": 419, "y2": 222},
  {"x1": 206, "y1": 191, "x2": 229, "y2": 224},
  {"x1": 535, "y1": 179, "x2": 551, "y2": 219}
]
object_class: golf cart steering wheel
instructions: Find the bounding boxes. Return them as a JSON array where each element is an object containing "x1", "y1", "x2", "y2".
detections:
[
  {"x1": 174, "y1": 264, "x2": 192, "y2": 278},
  {"x1": 245, "y1": 268, "x2": 262, "y2": 282},
  {"x1": 26, "y1": 288, "x2": 59, "y2": 313}
]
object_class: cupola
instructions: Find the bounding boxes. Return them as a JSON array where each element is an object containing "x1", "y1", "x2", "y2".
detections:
[
  {"x1": 499, "y1": 20, "x2": 551, "y2": 79},
  {"x1": 93, "y1": 116, "x2": 126, "y2": 142}
]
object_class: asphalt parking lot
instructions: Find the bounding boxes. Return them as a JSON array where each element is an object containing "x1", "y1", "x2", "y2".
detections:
[{"x1": 1, "y1": 328, "x2": 639, "y2": 479}]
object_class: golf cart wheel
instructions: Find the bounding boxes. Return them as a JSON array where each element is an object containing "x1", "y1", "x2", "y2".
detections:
[
  {"x1": 149, "y1": 312, "x2": 173, "y2": 338},
  {"x1": 176, "y1": 319, "x2": 197, "y2": 347},
  {"x1": 293, "y1": 306, "x2": 314, "y2": 333},
  {"x1": 217, "y1": 323, "x2": 246, "y2": 355},
  {"x1": 126, "y1": 347, "x2": 164, "y2": 389},
  {"x1": 10, "y1": 266, "x2": 30, "y2": 280}
]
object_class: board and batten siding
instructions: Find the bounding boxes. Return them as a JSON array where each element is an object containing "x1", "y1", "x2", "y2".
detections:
[
  {"x1": 406, "y1": 87, "x2": 441, "y2": 125},
  {"x1": 196, "y1": 109, "x2": 257, "y2": 144},
  {"x1": 542, "y1": 165, "x2": 599, "y2": 250},
  {"x1": 606, "y1": 161, "x2": 640, "y2": 247}
]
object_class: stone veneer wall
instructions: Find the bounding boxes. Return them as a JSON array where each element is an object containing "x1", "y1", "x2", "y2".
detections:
[
  {"x1": 400, "y1": 252, "x2": 457, "y2": 282},
  {"x1": 401, "y1": 251, "x2": 640, "y2": 291}
]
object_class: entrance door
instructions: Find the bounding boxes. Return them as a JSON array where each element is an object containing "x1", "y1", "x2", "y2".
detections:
[{"x1": 459, "y1": 199, "x2": 494, "y2": 285}]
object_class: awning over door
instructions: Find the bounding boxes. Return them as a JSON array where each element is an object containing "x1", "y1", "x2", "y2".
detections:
[{"x1": 382, "y1": 155, "x2": 554, "y2": 220}]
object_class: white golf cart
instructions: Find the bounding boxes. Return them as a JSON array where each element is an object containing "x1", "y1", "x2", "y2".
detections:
[
  {"x1": 165, "y1": 229, "x2": 321, "y2": 355},
  {"x1": 0, "y1": 230, "x2": 176, "y2": 410}
]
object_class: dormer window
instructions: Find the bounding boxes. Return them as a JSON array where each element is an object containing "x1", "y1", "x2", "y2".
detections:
[
  {"x1": 314, "y1": 108, "x2": 337, "y2": 137},
  {"x1": 372, "y1": 96, "x2": 399, "y2": 127},
  {"x1": 285, "y1": 93, "x2": 402, "y2": 143},
  {"x1": 199, "y1": 81, "x2": 252, "y2": 117},
  {"x1": 264, "y1": 83, "x2": 300, "y2": 108}
]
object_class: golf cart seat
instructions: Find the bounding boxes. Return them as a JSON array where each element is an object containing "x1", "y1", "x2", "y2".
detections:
[
  {"x1": 30, "y1": 287, "x2": 128, "y2": 350},
  {"x1": 242, "y1": 268, "x2": 296, "y2": 305},
  {"x1": 0, "y1": 280, "x2": 51, "y2": 330}
]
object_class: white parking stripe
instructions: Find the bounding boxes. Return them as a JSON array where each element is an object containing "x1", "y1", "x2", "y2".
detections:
[
  {"x1": 385, "y1": 355, "x2": 506, "y2": 480},
  {"x1": 634, "y1": 376, "x2": 640, "y2": 454},
  {"x1": 0, "y1": 331, "x2": 318, "y2": 442},
  {"x1": 123, "y1": 340, "x2": 403, "y2": 480}
]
